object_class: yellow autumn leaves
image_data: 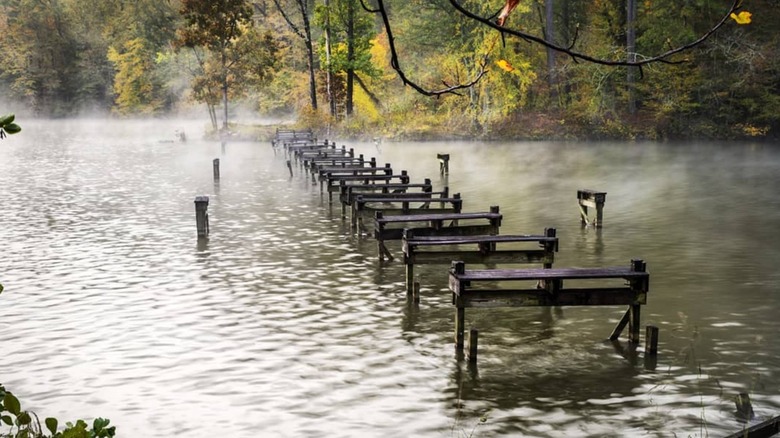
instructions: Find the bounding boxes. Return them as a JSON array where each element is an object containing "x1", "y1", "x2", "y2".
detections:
[
  {"x1": 730, "y1": 11, "x2": 752, "y2": 24},
  {"x1": 496, "y1": 59, "x2": 514, "y2": 72}
]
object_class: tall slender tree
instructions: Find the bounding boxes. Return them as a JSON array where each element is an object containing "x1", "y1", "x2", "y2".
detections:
[{"x1": 273, "y1": 0, "x2": 318, "y2": 110}]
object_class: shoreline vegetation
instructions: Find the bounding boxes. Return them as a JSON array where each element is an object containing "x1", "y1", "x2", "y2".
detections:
[{"x1": 223, "y1": 109, "x2": 778, "y2": 143}]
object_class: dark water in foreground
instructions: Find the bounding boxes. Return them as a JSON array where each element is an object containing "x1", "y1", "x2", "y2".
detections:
[{"x1": 1, "y1": 120, "x2": 779, "y2": 437}]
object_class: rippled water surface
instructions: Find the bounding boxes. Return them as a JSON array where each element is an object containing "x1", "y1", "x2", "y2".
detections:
[{"x1": 1, "y1": 120, "x2": 779, "y2": 437}]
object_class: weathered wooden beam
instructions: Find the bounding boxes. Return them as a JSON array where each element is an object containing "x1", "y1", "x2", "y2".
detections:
[
  {"x1": 724, "y1": 413, "x2": 780, "y2": 438},
  {"x1": 194, "y1": 196, "x2": 209, "y2": 239}
]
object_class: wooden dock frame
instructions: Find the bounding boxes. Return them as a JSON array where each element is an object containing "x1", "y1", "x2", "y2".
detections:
[
  {"x1": 402, "y1": 228, "x2": 558, "y2": 297},
  {"x1": 313, "y1": 158, "x2": 381, "y2": 178},
  {"x1": 322, "y1": 171, "x2": 409, "y2": 203},
  {"x1": 577, "y1": 189, "x2": 607, "y2": 227},
  {"x1": 272, "y1": 128, "x2": 315, "y2": 149},
  {"x1": 352, "y1": 193, "x2": 461, "y2": 233},
  {"x1": 338, "y1": 179, "x2": 434, "y2": 217},
  {"x1": 373, "y1": 206, "x2": 503, "y2": 262},
  {"x1": 448, "y1": 259, "x2": 649, "y2": 356}
]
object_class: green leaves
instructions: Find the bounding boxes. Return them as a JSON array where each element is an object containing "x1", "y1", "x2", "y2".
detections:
[
  {"x1": 45, "y1": 417, "x2": 59, "y2": 435},
  {"x1": 0, "y1": 113, "x2": 22, "y2": 138},
  {"x1": 3, "y1": 392, "x2": 21, "y2": 416},
  {"x1": 0, "y1": 385, "x2": 116, "y2": 438}
]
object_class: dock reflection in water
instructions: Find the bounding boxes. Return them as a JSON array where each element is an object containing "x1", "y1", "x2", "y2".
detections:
[{"x1": 1, "y1": 120, "x2": 779, "y2": 437}]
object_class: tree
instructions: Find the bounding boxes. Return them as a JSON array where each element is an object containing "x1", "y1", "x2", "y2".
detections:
[
  {"x1": 176, "y1": 0, "x2": 277, "y2": 132},
  {"x1": 272, "y1": 0, "x2": 318, "y2": 110},
  {"x1": 363, "y1": 0, "x2": 750, "y2": 98},
  {"x1": 316, "y1": 0, "x2": 378, "y2": 117},
  {"x1": 107, "y1": 38, "x2": 167, "y2": 115},
  {"x1": 0, "y1": 0, "x2": 81, "y2": 115}
]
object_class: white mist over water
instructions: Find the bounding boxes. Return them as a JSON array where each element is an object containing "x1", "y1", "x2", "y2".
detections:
[{"x1": 1, "y1": 121, "x2": 780, "y2": 437}]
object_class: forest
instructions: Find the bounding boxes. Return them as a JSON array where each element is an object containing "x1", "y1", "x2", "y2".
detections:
[{"x1": 0, "y1": 0, "x2": 778, "y2": 140}]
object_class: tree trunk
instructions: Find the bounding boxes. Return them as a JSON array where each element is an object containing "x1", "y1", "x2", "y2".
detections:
[
  {"x1": 222, "y1": 51, "x2": 229, "y2": 132},
  {"x1": 545, "y1": 0, "x2": 556, "y2": 103},
  {"x1": 345, "y1": 0, "x2": 355, "y2": 117},
  {"x1": 325, "y1": 0, "x2": 336, "y2": 117},
  {"x1": 299, "y1": 0, "x2": 317, "y2": 110},
  {"x1": 627, "y1": 0, "x2": 637, "y2": 114},
  {"x1": 303, "y1": 14, "x2": 318, "y2": 110}
]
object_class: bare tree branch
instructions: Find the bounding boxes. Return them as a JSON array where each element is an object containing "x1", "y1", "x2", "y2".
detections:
[
  {"x1": 449, "y1": 0, "x2": 743, "y2": 67},
  {"x1": 360, "y1": 0, "x2": 488, "y2": 97},
  {"x1": 358, "y1": 0, "x2": 744, "y2": 98},
  {"x1": 272, "y1": 0, "x2": 306, "y2": 40}
]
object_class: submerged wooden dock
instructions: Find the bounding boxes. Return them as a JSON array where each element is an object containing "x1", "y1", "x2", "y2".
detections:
[{"x1": 270, "y1": 130, "x2": 654, "y2": 362}]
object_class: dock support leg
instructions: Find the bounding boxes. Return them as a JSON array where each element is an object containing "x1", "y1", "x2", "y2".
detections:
[
  {"x1": 377, "y1": 240, "x2": 394, "y2": 262},
  {"x1": 579, "y1": 204, "x2": 589, "y2": 226},
  {"x1": 455, "y1": 306, "x2": 465, "y2": 351},
  {"x1": 467, "y1": 328, "x2": 478, "y2": 363},
  {"x1": 595, "y1": 204, "x2": 604, "y2": 228},
  {"x1": 629, "y1": 304, "x2": 641, "y2": 343},
  {"x1": 609, "y1": 307, "x2": 631, "y2": 341},
  {"x1": 405, "y1": 262, "x2": 414, "y2": 297},
  {"x1": 213, "y1": 158, "x2": 220, "y2": 181},
  {"x1": 413, "y1": 282, "x2": 420, "y2": 304},
  {"x1": 645, "y1": 325, "x2": 659, "y2": 355}
]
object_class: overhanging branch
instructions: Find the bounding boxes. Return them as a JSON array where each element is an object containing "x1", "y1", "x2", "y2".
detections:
[
  {"x1": 449, "y1": 0, "x2": 743, "y2": 68},
  {"x1": 360, "y1": 0, "x2": 488, "y2": 97}
]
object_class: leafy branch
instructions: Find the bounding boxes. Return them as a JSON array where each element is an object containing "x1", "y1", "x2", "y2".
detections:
[
  {"x1": 359, "y1": 0, "x2": 488, "y2": 97},
  {"x1": 0, "y1": 114, "x2": 21, "y2": 139},
  {"x1": 361, "y1": 0, "x2": 748, "y2": 96},
  {"x1": 1, "y1": 384, "x2": 116, "y2": 438}
]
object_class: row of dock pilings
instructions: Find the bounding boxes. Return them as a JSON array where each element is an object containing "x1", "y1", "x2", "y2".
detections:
[
  {"x1": 185, "y1": 130, "x2": 778, "y2": 437},
  {"x1": 193, "y1": 128, "x2": 651, "y2": 366}
]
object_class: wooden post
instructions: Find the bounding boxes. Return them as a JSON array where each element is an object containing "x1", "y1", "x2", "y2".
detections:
[
  {"x1": 736, "y1": 393, "x2": 755, "y2": 420},
  {"x1": 413, "y1": 282, "x2": 420, "y2": 304},
  {"x1": 213, "y1": 158, "x2": 220, "y2": 181},
  {"x1": 438, "y1": 153, "x2": 450, "y2": 175},
  {"x1": 544, "y1": 227, "x2": 557, "y2": 269},
  {"x1": 286, "y1": 160, "x2": 293, "y2": 177},
  {"x1": 628, "y1": 259, "x2": 646, "y2": 343},
  {"x1": 452, "y1": 261, "x2": 466, "y2": 350},
  {"x1": 194, "y1": 196, "x2": 209, "y2": 238},
  {"x1": 405, "y1": 256, "x2": 415, "y2": 298},
  {"x1": 489, "y1": 206, "x2": 501, "y2": 232},
  {"x1": 645, "y1": 325, "x2": 659, "y2": 355},
  {"x1": 577, "y1": 190, "x2": 607, "y2": 227},
  {"x1": 467, "y1": 328, "x2": 479, "y2": 363},
  {"x1": 400, "y1": 170, "x2": 409, "y2": 184}
]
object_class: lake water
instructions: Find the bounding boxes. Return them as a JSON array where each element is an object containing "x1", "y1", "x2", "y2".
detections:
[{"x1": 1, "y1": 119, "x2": 779, "y2": 437}]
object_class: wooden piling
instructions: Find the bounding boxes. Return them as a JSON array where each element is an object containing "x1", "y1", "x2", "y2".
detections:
[
  {"x1": 577, "y1": 189, "x2": 607, "y2": 227},
  {"x1": 736, "y1": 392, "x2": 755, "y2": 420},
  {"x1": 452, "y1": 261, "x2": 466, "y2": 349},
  {"x1": 645, "y1": 325, "x2": 659, "y2": 355},
  {"x1": 286, "y1": 160, "x2": 293, "y2": 177},
  {"x1": 413, "y1": 282, "x2": 421, "y2": 304},
  {"x1": 194, "y1": 196, "x2": 209, "y2": 238},
  {"x1": 437, "y1": 153, "x2": 450, "y2": 175},
  {"x1": 213, "y1": 158, "x2": 220, "y2": 181},
  {"x1": 467, "y1": 328, "x2": 479, "y2": 363}
]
